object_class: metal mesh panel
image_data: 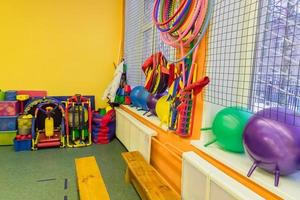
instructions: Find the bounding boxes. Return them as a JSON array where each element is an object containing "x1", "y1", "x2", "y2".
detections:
[
  {"x1": 125, "y1": 0, "x2": 300, "y2": 125},
  {"x1": 251, "y1": 0, "x2": 300, "y2": 126},
  {"x1": 205, "y1": 0, "x2": 300, "y2": 126},
  {"x1": 124, "y1": 0, "x2": 176, "y2": 88},
  {"x1": 153, "y1": 30, "x2": 177, "y2": 61},
  {"x1": 124, "y1": 0, "x2": 144, "y2": 87},
  {"x1": 205, "y1": 0, "x2": 259, "y2": 108}
]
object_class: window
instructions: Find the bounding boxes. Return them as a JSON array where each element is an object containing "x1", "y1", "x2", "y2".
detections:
[
  {"x1": 205, "y1": 0, "x2": 259, "y2": 107},
  {"x1": 251, "y1": 0, "x2": 300, "y2": 119},
  {"x1": 124, "y1": 0, "x2": 145, "y2": 87},
  {"x1": 204, "y1": 0, "x2": 300, "y2": 126},
  {"x1": 124, "y1": 0, "x2": 176, "y2": 87},
  {"x1": 124, "y1": 0, "x2": 155, "y2": 87}
]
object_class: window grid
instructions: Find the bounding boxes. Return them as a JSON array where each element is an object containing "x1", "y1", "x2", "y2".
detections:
[
  {"x1": 205, "y1": 0, "x2": 259, "y2": 108},
  {"x1": 124, "y1": 0, "x2": 176, "y2": 87},
  {"x1": 251, "y1": 0, "x2": 300, "y2": 126},
  {"x1": 124, "y1": 0, "x2": 144, "y2": 87},
  {"x1": 125, "y1": 0, "x2": 300, "y2": 126},
  {"x1": 205, "y1": 0, "x2": 300, "y2": 126}
]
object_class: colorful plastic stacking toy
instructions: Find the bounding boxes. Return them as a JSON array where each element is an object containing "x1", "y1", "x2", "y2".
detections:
[{"x1": 92, "y1": 109, "x2": 116, "y2": 144}]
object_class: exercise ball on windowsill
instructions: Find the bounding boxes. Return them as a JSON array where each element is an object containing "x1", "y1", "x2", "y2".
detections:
[
  {"x1": 203, "y1": 107, "x2": 253, "y2": 153},
  {"x1": 243, "y1": 107, "x2": 300, "y2": 187}
]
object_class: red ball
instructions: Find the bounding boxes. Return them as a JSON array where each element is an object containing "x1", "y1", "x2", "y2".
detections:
[
  {"x1": 125, "y1": 96, "x2": 131, "y2": 105},
  {"x1": 16, "y1": 135, "x2": 21, "y2": 140},
  {"x1": 124, "y1": 85, "x2": 131, "y2": 93},
  {"x1": 26, "y1": 134, "x2": 32, "y2": 139}
]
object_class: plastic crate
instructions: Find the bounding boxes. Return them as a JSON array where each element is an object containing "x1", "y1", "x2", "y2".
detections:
[
  {"x1": 17, "y1": 90, "x2": 47, "y2": 98},
  {"x1": 0, "y1": 101, "x2": 19, "y2": 116},
  {"x1": 0, "y1": 130, "x2": 17, "y2": 145},
  {"x1": 0, "y1": 90, "x2": 5, "y2": 101},
  {"x1": 5, "y1": 90, "x2": 17, "y2": 101},
  {"x1": 14, "y1": 138, "x2": 32, "y2": 151},
  {"x1": 0, "y1": 116, "x2": 17, "y2": 131}
]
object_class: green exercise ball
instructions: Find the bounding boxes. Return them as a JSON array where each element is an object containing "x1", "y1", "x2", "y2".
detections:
[{"x1": 207, "y1": 107, "x2": 253, "y2": 153}]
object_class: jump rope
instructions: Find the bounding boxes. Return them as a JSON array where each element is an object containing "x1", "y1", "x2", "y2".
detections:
[{"x1": 152, "y1": 0, "x2": 214, "y2": 136}]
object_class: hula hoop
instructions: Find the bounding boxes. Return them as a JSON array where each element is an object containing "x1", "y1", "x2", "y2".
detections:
[
  {"x1": 154, "y1": 0, "x2": 192, "y2": 32},
  {"x1": 154, "y1": 0, "x2": 202, "y2": 43},
  {"x1": 153, "y1": 0, "x2": 215, "y2": 63},
  {"x1": 161, "y1": 0, "x2": 205, "y2": 48},
  {"x1": 153, "y1": 0, "x2": 188, "y2": 26}
]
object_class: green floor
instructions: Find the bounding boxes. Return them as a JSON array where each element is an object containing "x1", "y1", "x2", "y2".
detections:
[{"x1": 0, "y1": 139, "x2": 141, "y2": 200}]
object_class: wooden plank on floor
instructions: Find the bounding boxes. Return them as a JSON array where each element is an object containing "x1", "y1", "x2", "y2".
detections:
[
  {"x1": 122, "y1": 151, "x2": 180, "y2": 200},
  {"x1": 75, "y1": 156, "x2": 110, "y2": 200}
]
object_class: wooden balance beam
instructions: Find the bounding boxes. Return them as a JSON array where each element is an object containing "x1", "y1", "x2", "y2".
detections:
[
  {"x1": 75, "y1": 156, "x2": 110, "y2": 200},
  {"x1": 122, "y1": 151, "x2": 180, "y2": 200}
]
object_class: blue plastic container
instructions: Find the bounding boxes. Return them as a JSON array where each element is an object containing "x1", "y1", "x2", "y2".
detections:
[
  {"x1": 5, "y1": 90, "x2": 17, "y2": 101},
  {"x1": 14, "y1": 139, "x2": 32, "y2": 151},
  {"x1": 0, "y1": 116, "x2": 17, "y2": 131}
]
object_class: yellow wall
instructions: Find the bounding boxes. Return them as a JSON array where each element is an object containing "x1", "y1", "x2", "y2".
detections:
[{"x1": 0, "y1": 0, "x2": 123, "y2": 108}]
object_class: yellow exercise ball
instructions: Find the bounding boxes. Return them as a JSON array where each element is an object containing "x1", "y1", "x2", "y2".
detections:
[{"x1": 155, "y1": 95, "x2": 170, "y2": 125}]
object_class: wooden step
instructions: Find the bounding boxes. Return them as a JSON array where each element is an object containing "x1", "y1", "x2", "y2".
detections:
[
  {"x1": 75, "y1": 156, "x2": 110, "y2": 200},
  {"x1": 122, "y1": 151, "x2": 180, "y2": 200}
]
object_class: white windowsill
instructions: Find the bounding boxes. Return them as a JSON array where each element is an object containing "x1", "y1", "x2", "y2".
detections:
[
  {"x1": 121, "y1": 105, "x2": 169, "y2": 131},
  {"x1": 121, "y1": 105, "x2": 300, "y2": 200},
  {"x1": 191, "y1": 133, "x2": 300, "y2": 200}
]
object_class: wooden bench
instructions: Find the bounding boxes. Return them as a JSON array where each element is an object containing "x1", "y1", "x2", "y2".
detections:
[
  {"x1": 122, "y1": 151, "x2": 180, "y2": 200},
  {"x1": 75, "y1": 156, "x2": 110, "y2": 200}
]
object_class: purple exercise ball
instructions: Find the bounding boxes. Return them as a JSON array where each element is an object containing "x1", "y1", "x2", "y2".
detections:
[
  {"x1": 147, "y1": 93, "x2": 166, "y2": 115},
  {"x1": 243, "y1": 107, "x2": 300, "y2": 186}
]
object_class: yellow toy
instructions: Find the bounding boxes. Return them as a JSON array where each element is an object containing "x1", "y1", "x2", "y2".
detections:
[
  {"x1": 16, "y1": 94, "x2": 30, "y2": 113},
  {"x1": 155, "y1": 95, "x2": 170, "y2": 126},
  {"x1": 45, "y1": 107, "x2": 54, "y2": 138},
  {"x1": 30, "y1": 99, "x2": 65, "y2": 150}
]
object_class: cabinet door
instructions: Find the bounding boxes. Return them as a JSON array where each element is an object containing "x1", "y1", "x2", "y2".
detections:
[
  {"x1": 182, "y1": 152, "x2": 264, "y2": 200},
  {"x1": 209, "y1": 181, "x2": 238, "y2": 200},
  {"x1": 182, "y1": 159, "x2": 209, "y2": 200},
  {"x1": 115, "y1": 108, "x2": 157, "y2": 162},
  {"x1": 182, "y1": 152, "x2": 211, "y2": 200}
]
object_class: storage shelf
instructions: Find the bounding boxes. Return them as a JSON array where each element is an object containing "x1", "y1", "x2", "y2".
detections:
[{"x1": 191, "y1": 134, "x2": 300, "y2": 200}]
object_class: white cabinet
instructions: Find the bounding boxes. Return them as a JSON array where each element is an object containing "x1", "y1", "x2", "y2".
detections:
[
  {"x1": 115, "y1": 108, "x2": 157, "y2": 162},
  {"x1": 182, "y1": 152, "x2": 264, "y2": 200}
]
